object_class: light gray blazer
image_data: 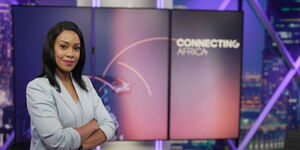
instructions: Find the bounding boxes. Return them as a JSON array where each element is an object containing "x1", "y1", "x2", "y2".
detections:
[{"x1": 26, "y1": 75, "x2": 116, "y2": 150}]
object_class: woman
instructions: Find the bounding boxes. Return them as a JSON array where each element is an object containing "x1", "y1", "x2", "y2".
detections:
[{"x1": 26, "y1": 21, "x2": 116, "y2": 150}]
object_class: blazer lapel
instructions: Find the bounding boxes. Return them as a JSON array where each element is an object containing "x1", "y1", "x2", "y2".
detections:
[
  {"x1": 55, "y1": 74, "x2": 79, "y2": 126},
  {"x1": 71, "y1": 75, "x2": 93, "y2": 123},
  {"x1": 71, "y1": 75, "x2": 83, "y2": 104}
]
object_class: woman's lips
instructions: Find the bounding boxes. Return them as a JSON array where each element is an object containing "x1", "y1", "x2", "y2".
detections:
[{"x1": 63, "y1": 60, "x2": 75, "y2": 65}]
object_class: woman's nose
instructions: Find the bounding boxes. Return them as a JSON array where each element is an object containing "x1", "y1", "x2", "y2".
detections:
[{"x1": 66, "y1": 48, "x2": 75, "y2": 57}]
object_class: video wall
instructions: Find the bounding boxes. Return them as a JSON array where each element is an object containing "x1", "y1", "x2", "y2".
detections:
[{"x1": 13, "y1": 6, "x2": 242, "y2": 142}]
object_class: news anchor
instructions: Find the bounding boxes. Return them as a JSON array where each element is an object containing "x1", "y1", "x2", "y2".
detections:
[{"x1": 26, "y1": 21, "x2": 116, "y2": 150}]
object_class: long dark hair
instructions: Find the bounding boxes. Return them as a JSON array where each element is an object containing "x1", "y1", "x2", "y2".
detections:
[{"x1": 39, "y1": 21, "x2": 87, "y2": 92}]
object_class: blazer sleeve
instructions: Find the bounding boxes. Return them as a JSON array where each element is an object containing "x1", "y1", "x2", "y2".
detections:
[
  {"x1": 85, "y1": 77, "x2": 116, "y2": 141},
  {"x1": 26, "y1": 80, "x2": 81, "y2": 150}
]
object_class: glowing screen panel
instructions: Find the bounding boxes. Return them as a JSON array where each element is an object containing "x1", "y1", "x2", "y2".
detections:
[
  {"x1": 94, "y1": 8, "x2": 169, "y2": 140},
  {"x1": 170, "y1": 10, "x2": 242, "y2": 139}
]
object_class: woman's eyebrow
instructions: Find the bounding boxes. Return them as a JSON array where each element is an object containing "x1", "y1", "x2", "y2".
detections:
[
  {"x1": 57, "y1": 40, "x2": 69, "y2": 43},
  {"x1": 58, "y1": 40, "x2": 80, "y2": 45}
]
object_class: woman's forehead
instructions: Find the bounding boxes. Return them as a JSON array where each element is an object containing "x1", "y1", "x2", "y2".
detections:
[{"x1": 56, "y1": 30, "x2": 80, "y2": 44}]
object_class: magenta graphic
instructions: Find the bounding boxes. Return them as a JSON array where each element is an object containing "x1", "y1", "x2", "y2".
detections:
[{"x1": 94, "y1": 9, "x2": 169, "y2": 140}]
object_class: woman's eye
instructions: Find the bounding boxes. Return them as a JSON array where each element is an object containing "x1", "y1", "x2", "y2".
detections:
[
  {"x1": 60, "y1": 45, "x2": 67, "y2": 49},
  {"x1": 74, "y1": 47, "x2": 80, "y2": 51}
]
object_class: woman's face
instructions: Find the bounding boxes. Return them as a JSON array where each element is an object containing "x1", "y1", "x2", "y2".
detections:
[{"x1": 54, "y1": 30, "x2": 80, "y2": 73}]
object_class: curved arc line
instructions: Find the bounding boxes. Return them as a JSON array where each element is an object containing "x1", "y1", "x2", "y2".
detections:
[
  {"x1": 117, "y1": 61, "x2": 152, "y2": 96},
  {"x1": 102, "y1": 37, "x2": 175, "y2": 77},
  {"x1": 86, "y1": 75, "x2": 116, "y2": 91}
]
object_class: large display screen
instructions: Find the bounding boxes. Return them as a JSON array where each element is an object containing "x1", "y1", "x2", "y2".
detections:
[
  {"x1": 170, "y1": 10, "x2": 242, "y2": 139},
  {"x1": 94, "y1": 8, "x2": 169, "y2": 140}
]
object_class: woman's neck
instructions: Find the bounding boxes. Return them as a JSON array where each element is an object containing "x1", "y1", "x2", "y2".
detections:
[{"x1": 56, "y1": 69, "x2": 71, "y2": 82}]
